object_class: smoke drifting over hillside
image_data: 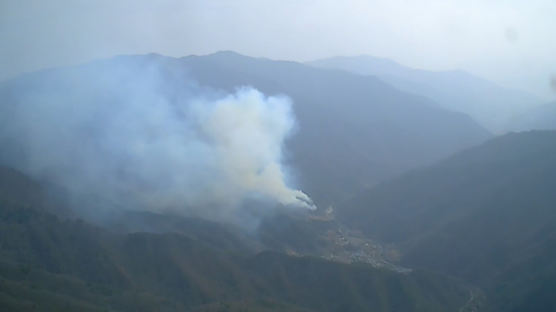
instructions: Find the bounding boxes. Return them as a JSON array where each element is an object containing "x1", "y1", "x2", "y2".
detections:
[{"x1": 0, "y1": 58, "x2": 315, "y2": 222}]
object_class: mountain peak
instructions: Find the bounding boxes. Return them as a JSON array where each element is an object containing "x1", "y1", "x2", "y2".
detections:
[{"x1": 210, "y1": 50, "x2": 244, "y2": 57}]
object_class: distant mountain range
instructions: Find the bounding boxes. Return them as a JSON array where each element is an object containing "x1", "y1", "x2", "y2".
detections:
[
  {"x1": 341, "y1": 130, "x2": 556, "y2": 311},
  {"x1": 0, "y1": 51, "x2": 490, "y2": 208},
  {"x1": 309, "y1": 55, "x2": 544, "y2": 133},
  {"x1": 508, "y1": 101, "x2": 556, "y2": 131}
]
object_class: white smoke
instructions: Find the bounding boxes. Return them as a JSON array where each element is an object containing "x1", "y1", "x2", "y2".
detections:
[
  {"x1": 192, "y1": 89, "x2": 315, "y2": 210},
  {"x1": 0, "y1": 57, "x2": 315, "y2": 222}
]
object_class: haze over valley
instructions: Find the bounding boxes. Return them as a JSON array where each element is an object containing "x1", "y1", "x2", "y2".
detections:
[{"x1": 1, "y1": 1, "x2": 556, "y2": 311}]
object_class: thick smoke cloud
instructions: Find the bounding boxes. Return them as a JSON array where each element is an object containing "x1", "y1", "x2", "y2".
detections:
[{"x1": 0, "y1": 57, "x2": 315, "y2": 222}]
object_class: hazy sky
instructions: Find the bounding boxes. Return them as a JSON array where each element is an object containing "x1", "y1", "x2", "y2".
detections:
[{"x1": 1, "y1": 0, "x2": 555, "y2": 100}]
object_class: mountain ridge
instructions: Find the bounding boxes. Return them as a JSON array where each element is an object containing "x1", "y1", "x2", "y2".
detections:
[
  {"x1": 308, "y1": 55, "x2": 542, "y2": 132},
  {"x1": 0, "y1": 51, "x2": 491, "y2": 209},
  {"x1": 0, "y1": 166, "x2": 472, "y2": 312},
  {"x1": 339, "y1": 130, "x2": 556, "y2": 311}
]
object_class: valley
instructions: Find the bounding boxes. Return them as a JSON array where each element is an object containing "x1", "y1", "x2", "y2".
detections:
[{"x1": 0, "y1": 51, "x2": 554, "y2": 311}]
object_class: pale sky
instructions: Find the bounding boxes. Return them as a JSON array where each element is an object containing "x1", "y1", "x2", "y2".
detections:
[{"x1": 1, "y1": 0, "x2": 555, "y2": 100}]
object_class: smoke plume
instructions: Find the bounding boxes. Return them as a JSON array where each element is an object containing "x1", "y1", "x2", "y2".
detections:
[{"x1": 0, "y1": 56, "x2": 315, "y2": 222}]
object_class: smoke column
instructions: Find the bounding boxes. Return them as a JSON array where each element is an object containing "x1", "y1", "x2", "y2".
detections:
[{"x1": 0, "y1": 56, "x2": 315, "y2": 222}]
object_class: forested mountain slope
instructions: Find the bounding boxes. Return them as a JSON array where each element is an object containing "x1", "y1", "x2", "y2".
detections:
[{"x1": 341, "y1": 131, "x2": 556, "y2": 311}]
